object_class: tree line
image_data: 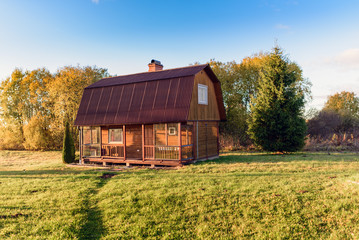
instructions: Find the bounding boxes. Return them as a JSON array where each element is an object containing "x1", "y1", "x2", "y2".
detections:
[
  {"x1": 0, "y1": 66, "x2": 109, "y2": 150},
  {"x1": 1, "y1": 47, "x2": 356, "y2": 152}
]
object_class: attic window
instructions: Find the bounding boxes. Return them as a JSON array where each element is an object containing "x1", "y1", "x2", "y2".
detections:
[{"x1": 198, "y1": 84, "x2": 208, "y2": 105}]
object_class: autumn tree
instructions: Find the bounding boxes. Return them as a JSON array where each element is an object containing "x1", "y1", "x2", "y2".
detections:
[
  {"x1": 47, "y1": 65, "x2": 109, "y2": 148},
  {"x1": 0, "y1": 65, "x2": 109, "y2": 150},
  {"x1": 324, "y1": 91, "x2": 359, "y2": 118},
  {"x1": 0, "y1": 68, "x2": 53, "y2": 149},
  {"x1": 308, "y1": 91, "x2": 359, "y2": 135},
  {"x1": 247, "y1": 47, "x2": 307, "y2": 152},
  {"x1": 0, "y1": 69, "x2": 28, "y2": 127}
]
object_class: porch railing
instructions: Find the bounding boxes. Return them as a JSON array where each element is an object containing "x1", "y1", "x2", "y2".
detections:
[
  {"x1": 101, "y1": 144, "x2": 124, "y2": 158},
  {"x1": 144, "y1": 145, "x2": 193, "y2": 160},
  {"x1": 155, "y1": 146, "x2": 179, "y2": 160},
  {"x1": 98, "y1": 144, "x2": 192, "y2": 161},
  {"x1": 83, "y1": 144, "x2": 101, "y2": 157},
  {"x1": 144, "y1": 145, "x2": 154, "y2": 159}
]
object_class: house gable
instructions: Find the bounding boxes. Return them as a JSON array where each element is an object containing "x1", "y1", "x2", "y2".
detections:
[{"x1": 188, "y1": 70, "x2": 221, "y2": 121}]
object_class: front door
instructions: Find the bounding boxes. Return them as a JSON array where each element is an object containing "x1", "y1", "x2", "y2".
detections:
[{"x1": 125, "y1": 125, "x2": 142, "y2": 159}]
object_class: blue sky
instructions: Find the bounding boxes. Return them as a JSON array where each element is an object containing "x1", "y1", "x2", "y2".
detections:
[{"x1": 1, "y1": 0, "x2": 359, "y2": 110}]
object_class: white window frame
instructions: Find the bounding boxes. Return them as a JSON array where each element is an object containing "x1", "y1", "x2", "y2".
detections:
[
  {"x1": 168, "y1": 127, "x2": 177, "y2": 136},
  {"x1": 198, "y1": 84, "x2": 208, "y2": 105},
  {"x1": 108, "y1": 128, "x2": 123, "y2": 144}
]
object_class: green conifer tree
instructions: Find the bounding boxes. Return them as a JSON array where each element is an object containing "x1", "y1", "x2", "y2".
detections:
[
  {"x1": 247, "y1": 47, "x2": 307, "y2": 152},
  {"x1": 62, "y1": 121, "x2": 75, "y2": 163}
]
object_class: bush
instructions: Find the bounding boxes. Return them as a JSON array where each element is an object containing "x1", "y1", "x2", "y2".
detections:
[
  {"x1": 0, "y1": 124, "x2": 24, "y2": 150},
  {"x1": 23, "y1": 114, "x2": 52, "y2": 150},
  {"x1": 62, "y1": 122, "x2": 75, "y2": 164}
]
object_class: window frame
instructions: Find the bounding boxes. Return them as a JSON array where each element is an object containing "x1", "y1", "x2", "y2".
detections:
[
  {"x1": 198, "y1": 84, "x2": 208, "y2": 105},
  {"x1": 108, "y1": 128, "x2": 123, "y2": 144},
  {"x1": 168, "y1": 126, "x2": 177, "y2": 136},
  {"x1": 81, "y1": 126, "x2": 101, "y2": 157}
]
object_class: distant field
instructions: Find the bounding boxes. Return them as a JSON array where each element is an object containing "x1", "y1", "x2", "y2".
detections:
[{"x1": 1, "y1": 151, "x2": 359, "y2": 239}]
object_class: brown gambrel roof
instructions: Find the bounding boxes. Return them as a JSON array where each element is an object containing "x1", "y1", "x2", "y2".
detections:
[{"x1": 74, "y1": 64, "x2": 226, "y2": 126}]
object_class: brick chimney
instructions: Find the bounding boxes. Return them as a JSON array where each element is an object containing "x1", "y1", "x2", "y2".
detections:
[{"x1": 148, "y1": 59, "x2": 163, "y2": 72}]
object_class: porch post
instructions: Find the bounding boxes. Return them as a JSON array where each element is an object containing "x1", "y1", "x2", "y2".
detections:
[
  {"x1": 152, "y1": 125, "x2": 155, "y2": 160},
  {"x1": 178, "y1": 122, "x2": 182, "y2": 162},
  {"x1": 217, "y1": 122, "x2": 220, "y2": 156},
  {"x1": 193, "y1": 122, "x2": 196, "y2": 160},
  {"x1": 142, "y1": 124, "x2": 145, "y2": 161},
  {"x1": 196, "y1": 121, "x2": 199, "y2": 159},
  {"x1": 79, "y1": 127, "x2": 82, "y2": 164},
  {"x1": 123, "y1": 125, "x2": 126, "y2": 160}
]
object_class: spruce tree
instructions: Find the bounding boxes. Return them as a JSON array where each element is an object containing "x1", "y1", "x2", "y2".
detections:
[
  {"x1": 62, "y1": 121, "x2": 76, "y2": 163},
  {"x1": 247, "y1": 47, "x2": 307, "y2": 152}
]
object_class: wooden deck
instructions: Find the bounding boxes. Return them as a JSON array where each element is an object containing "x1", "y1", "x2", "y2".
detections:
[{"x1": 83, "y1": 157, "x2": 194, "y2": 167}]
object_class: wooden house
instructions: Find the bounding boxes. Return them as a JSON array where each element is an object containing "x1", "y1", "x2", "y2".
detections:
[{"x1": 74, "y1": 60, "x2": 226, "y2": 166}]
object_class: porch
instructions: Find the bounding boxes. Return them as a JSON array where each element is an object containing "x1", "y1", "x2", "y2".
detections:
[{"x1": 79, "y1": 123, "x2": 194, "y2": 166}]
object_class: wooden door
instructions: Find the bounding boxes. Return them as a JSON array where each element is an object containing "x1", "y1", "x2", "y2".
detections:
[{"x1": 125, "y1": 125, "x2": 142, "y2": 159}]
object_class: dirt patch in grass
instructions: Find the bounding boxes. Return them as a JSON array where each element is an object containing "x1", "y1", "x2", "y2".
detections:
[
  {"x1": 99, "y1": 173, "x2": 116, "y2": 179},
  {"x1": 298, "y1": 190, "x2": 309, "y2": 194}
]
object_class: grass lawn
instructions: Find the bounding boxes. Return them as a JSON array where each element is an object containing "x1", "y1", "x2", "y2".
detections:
[{"x1": 1, "y1": 151, "x2": 359, "y2": 239}]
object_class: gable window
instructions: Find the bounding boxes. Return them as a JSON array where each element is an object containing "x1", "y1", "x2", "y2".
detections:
[
  {"x1": 109, "y1": 128, "x2": 123, "y2": 144},
  {"x1": 198, "y1": 84, "x2": 208, "y2": 105}
]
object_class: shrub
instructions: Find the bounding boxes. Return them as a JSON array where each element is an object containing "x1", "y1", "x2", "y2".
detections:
[
  {"x1": 23, "y1": 114, "x2": 52, "y2": 150},
  {"x1": 62, "y1": 121, "x2": 75, "y2": 164},
  {"x1": 0, "y1": 124, "x2": 24, "y2": 150}
]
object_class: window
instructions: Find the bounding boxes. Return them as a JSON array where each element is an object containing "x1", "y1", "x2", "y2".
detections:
[
  {"x1": 154, "y1": 123, "x2": 178, "y2": 146},
  {"x1": 109, "y1": 128, "x2": 123, "y2": 144},
  {"x1": 82, "y1": 127, "x2": 101, "y2": 157},
  {"x1": 198, "y1": 84, "x2": 208, "y2": 105},
  {"x1": 83, "y1": 127, "x2": 100, "y2": 144},
  {"x1": 168, "y1": 127, "x2": 177, "y2": 136}
]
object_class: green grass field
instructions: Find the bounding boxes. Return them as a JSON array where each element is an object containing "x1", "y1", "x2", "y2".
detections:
[{"x1": 1, "y1": 151, "x2": 359, "y2": 239}]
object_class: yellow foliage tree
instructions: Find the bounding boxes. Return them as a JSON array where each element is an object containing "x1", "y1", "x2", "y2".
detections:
[
  {"x1": 23, "y1": 113, "x2": 52, "y2": 150},
  {"x1": 47, "y1": 66, "x2": 109, "y2": 148}
]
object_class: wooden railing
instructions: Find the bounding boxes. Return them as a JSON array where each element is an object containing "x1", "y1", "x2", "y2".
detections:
[
  {"x1": 101, "y1": 144, "x2": 124, "y2": 158},
  {"x1": 98, "y1": 143, "x2": 192, "y2": 161},
  {"x1": 83, "y1": 144, "x2": 101, "y2": 157},
  {"x1": 155, "y1": 146, "x2": 179, "y2": 160},
  {"x1": 144, "y1": 145, "x2": 154, "y2": 159}
]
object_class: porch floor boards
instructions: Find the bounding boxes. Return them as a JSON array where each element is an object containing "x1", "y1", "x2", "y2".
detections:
[{"x1": 83, "y1": 157, "x2": 193, "y2": 167}]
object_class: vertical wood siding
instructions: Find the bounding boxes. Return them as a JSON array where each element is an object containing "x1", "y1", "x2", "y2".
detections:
[{"x1": 188, "y1": 70, "x2": 221, "y2": 121}]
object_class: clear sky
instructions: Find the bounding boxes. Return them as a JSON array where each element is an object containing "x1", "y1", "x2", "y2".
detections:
[{"x1": 1, "y1": 0, "x2": 359, "y2": 110}]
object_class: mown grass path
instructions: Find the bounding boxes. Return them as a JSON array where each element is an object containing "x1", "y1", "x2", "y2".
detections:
[{"x1": 77, "y1": 174, "x2": 111, "y2": 240}]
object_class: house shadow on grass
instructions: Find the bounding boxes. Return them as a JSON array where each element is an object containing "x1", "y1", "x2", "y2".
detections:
[
  {"x1": 0, "y1": 169, "x2": 97, "y2": 179},
  {"x1": 194, "y1": 152, "x2": 359, "y2": 165}
]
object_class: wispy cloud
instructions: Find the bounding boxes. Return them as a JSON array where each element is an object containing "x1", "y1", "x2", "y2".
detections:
[
  {"x1": 275, "y1": 24, "x2": 290, "y2": 30},
  {"x1": 91, "y1": 0, "x2": 99, "y2": 4},
  {"x1": 326, "y1": 48, "x2": 359, "y2": 70}
]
